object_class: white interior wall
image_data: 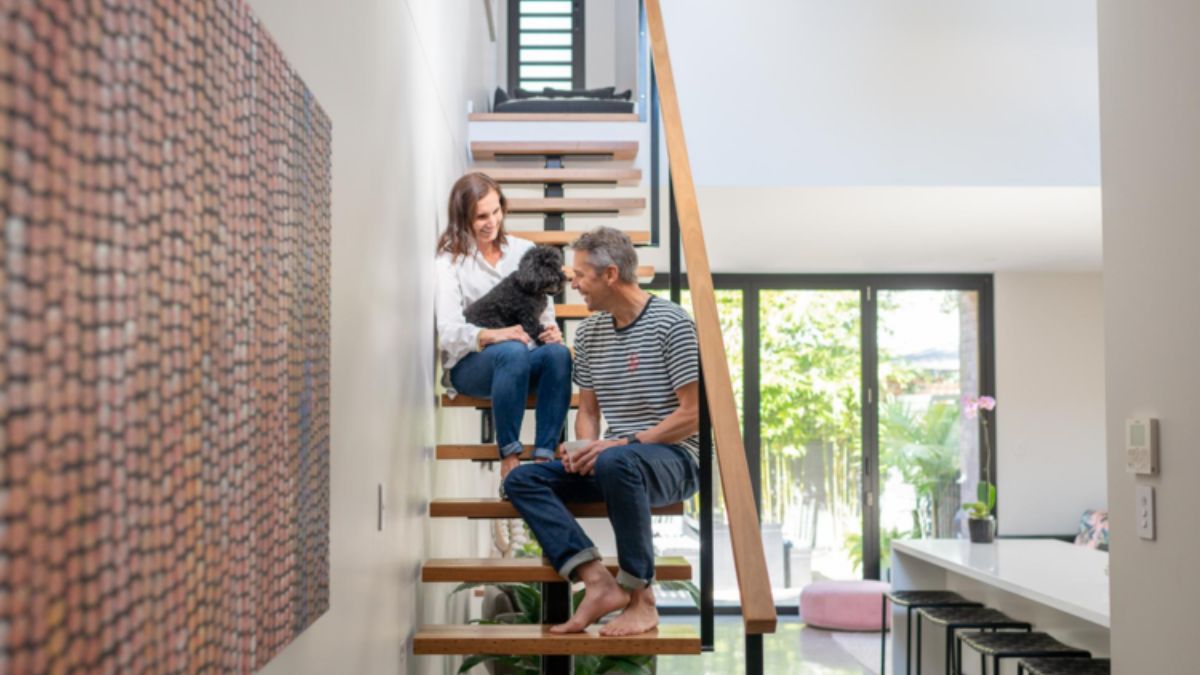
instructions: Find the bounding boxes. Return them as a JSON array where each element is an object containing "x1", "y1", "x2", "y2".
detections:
[
  {"x1": 613, "y1": 0, "x2": 640, "y2": 96},
  {"x1": 585, "y1": 0, "x2": 615, "y2": 89},
  {"x1": 244, "y1": 1, "x2": 496, "y2": 673},
  {"x1": 994, "y1": 273, "x2": 1106, "y2": 536},
  {"x1": 586, "y1": 0, "x2": 639, "y2": 93},
  {"x1": 1098, "y1": 2, "x2": 1200, "y2": 672},
  {"x1": 658, "y1": 0, "x2": 1100, "y2": 187}
]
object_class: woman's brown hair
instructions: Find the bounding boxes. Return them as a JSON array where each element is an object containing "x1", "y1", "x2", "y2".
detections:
[{"x1": 437, "y1": 172, "x2": 508, "y2": 260}]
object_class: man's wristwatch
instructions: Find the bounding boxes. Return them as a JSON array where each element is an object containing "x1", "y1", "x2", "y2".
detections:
[{"x1": 621, "y1": 432, "x2": 640, "y2": 445}]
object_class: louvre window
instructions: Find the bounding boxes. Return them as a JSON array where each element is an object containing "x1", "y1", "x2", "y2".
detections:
[{"x1": 508, "y1": 0, "x2": 584, "y2": 93}]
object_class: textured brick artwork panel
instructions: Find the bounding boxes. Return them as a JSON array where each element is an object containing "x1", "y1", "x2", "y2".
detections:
[{"x1": 0, "y1": 0, "x2": 332, "y2": 672}]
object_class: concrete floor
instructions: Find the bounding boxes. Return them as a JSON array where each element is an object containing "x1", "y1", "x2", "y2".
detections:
[{"x1": 656, "y1": 615, "x2": 875, "y2": 675}]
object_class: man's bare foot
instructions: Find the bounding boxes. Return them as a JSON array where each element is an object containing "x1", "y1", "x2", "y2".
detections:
[
  {"x1": 601, "y1": 586, "x2": 658, "y2": 636},
  {"x1": 550, "y1": 562, "x2": 630, "y2": 634}
]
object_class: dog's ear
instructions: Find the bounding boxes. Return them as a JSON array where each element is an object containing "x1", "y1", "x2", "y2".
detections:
[
  {"x1": 513, "y1": 247, "x2": 542, "y2": 292},
  {"x1": 533, "y1": 247, "x2": 566, "y2": 294}
]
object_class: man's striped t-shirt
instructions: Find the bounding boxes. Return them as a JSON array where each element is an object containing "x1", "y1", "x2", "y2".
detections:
[{"x1": 573, "y1": 295, "x2": 700, "y2": 460}]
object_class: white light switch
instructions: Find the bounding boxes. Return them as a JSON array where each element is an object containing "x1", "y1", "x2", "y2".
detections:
[{"x1": 1136, "y1": 485, "x2": 1156, "y2": 540}]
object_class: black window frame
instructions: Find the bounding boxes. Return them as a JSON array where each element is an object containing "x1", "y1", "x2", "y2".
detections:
[
  {"x1": 507, "y1": 0, "x2": 586, "y2": 94},
  {"x1": 648, "y1": 272, "x2": 996, "y2": 588}
]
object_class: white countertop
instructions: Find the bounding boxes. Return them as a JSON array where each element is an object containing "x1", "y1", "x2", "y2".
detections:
[{"x1": 892, "y1": 539, "x2": 1110, "y2": 627}]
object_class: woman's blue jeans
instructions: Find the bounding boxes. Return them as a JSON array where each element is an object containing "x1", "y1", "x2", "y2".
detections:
[{"x1": 449, "y1": 341, "x2": 572, "y2": 460}]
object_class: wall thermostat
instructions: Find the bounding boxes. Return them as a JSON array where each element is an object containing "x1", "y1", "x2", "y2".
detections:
[{"x1": 1125, "y1": 417, "x2": 1159, "y2": 475}]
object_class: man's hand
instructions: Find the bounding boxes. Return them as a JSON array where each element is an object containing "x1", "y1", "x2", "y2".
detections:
[
  {"x1": 539, "y1": 323, "x2": 564, "y2": 345},
  {"x1": 563, "y1": 438, "x2": 625, "y2": 476}
]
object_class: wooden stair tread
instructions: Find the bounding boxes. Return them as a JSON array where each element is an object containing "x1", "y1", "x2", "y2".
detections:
[
  {"x1": 471, "y1": 141, "x2": 638, "y2": 161},
  {"x1": 480, "y1": 168, "x2": 642, "y2": 185},
  {"x1": 429, "y1": 498, "x2": 684, "y2": 519},
  {"x1": 556, "y1": 304, "x2": 591, "y2": 319},
  {"x1": 507, "y1": 198, "x2": 646, "y2": 214},
  {"x1": 469, "y1": 112, "x2": 640, "y2": 122},
  {"x1": 421, "y1": 556, "x2": 691, "y2": 582},
  {"x1": 441, "y1": 393, "x2": 581, "y2": 409},
  {"x1": 438, "y1": 444, "x2": 539, "y2": 460},
  {"x1": 413, "y1": 623, "x2": 700, "y2": 656},
  {"x1": 511, "y1": 229, "x2": 650, "y2": 245}
]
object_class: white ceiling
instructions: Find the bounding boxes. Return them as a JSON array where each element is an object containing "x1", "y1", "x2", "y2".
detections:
[{"x1": 656, "y1": 1, "x2": 1103, "y2": 271}]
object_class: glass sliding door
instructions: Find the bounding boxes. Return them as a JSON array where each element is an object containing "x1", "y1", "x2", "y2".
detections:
[
  {"x1": 649, "y1": 275, "x2": 991, "y2": 608},
  {"x1": 759, "y1": 290, "x2": 863, "y2": 586},
  {"x1": 650, "y1": 289, "x2": 745, "y2": 608},
  {"x1": 876, "y1": 289, "x2": 983, "y2": 577}
]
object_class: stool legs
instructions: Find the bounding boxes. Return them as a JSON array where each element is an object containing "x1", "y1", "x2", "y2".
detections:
[
  {"x1": 944, "y1": 626, "x2": 954, "y2": 675},
  {"x1": 906, "y1": 607, "x2": 915, "y2": 675},
  {"x1": 916, "y1": 612, "x2": 923, "y2": 674}
]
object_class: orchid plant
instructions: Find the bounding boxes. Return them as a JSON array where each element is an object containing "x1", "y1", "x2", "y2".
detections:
[{"x1": 963, "y1": 395, "x2": 997, "y2": 520}]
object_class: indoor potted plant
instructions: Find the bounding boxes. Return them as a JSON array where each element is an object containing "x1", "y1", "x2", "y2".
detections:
[{"x1": 962, "y1": 395, "x2": 997, "y2": 543}]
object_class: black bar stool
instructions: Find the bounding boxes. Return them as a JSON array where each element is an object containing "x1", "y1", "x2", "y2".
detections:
[
  {"x1": 881, "y1": 591, "x2": 983, "y2": 675},
  {"x1": 917, "y1": 606, "x2": 1033, "y2": 674},
  {"x1": 957, "y1": 631, "x2": 1090, "y2": 675},
  {"x1": 1017, "y1": 657, "x2": 1111, "y2": 675}
]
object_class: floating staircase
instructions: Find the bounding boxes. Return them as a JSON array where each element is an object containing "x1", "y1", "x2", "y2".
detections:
[
  {"x1": 417, "y1": 2, "x2": 777, "y2": 670},
  {"x1": 419, "y1": 107, "x2": 702, "y2": 672}
]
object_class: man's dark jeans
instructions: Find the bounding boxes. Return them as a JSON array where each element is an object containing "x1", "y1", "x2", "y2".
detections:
[{"x1": 503, "y1": 442, "x2": 699, "y2": 590}]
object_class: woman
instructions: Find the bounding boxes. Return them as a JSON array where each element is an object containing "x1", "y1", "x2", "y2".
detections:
[{"x1": 435, "y1": 172, "x2": 571, "y2": 480}]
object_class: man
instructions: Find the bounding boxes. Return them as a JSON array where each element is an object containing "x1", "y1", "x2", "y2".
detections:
[{"x1": 503, "y1": 226, "x2": 701, "y2": 637}]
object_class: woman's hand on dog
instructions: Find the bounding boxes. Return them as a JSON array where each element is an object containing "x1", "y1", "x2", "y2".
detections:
[
  {"x1": 480, "y1": 325, "x2": 533, "y2": 347},
  {"x1": 539, "y1": 323, "x2": 563, "y2": 345}
]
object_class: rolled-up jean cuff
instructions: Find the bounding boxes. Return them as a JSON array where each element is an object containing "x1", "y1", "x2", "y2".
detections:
[
  {"x1": 498, "y1": 441, "x2": 525, "y2": 459},
  {"x1": 558, "y1": 547, "x2": 603, "y2": 582},
  {"x1": 617, "y1": 569, "x2": 653, "y2": 591},
  {"x1": 532, "y1": 447, "x2": 557, "y2": 461}
]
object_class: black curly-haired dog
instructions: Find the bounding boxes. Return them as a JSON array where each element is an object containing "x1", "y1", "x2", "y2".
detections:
[{"x1": 464, "y1": 245, "x2": 566, "y2": 345}]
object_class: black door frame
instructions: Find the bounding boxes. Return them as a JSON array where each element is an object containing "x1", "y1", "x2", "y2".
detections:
[{"x1": 651, "y1": 273, "x2": 995, "y2": 587}]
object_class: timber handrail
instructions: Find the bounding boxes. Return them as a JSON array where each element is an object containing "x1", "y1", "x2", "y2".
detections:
[{"x1": 645, "y1": 0, "x2": 777, "y2": 635}]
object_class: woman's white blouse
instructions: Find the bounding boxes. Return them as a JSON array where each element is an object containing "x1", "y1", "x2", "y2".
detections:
[{"x1": 435, "y1": 236, "x2": 557, "y2": 378}]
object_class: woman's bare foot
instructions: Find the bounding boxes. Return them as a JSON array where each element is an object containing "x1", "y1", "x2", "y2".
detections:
[
  {"x1": 549, "y1": 562, "x2": 630, "y2": 634},
  {"x1": 499, "y1": 454, "x2": 521, "y2": 481},
  {"x1": 601, "y1": 586, "x2": 658, "y2": 636}
]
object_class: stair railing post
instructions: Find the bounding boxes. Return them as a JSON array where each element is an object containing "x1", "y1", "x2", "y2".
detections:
[
  {"x1": 746, "y1": 633, "x2": 764, "y2": 675},
  {"x1": 698, "y1": 366, "x2": 714, "y2": 653},
  {"x1": 481, "y1": 409, "x2": 494, "y2": 445},
  {"x1": 668, "y1": 174, "x2": 681, "y2": 304},
  {"x1": 544, "y1": 154, "x2": 565, "y2": 231},
  {"x1": 541, "y1": 581, "x2": 572, "y2": 675},
  {"x1": 650, "y1": 56, "x2": 661, "y2": 247}
]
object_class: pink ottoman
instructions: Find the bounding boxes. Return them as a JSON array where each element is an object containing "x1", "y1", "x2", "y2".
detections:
[{"x1": 800, "y1": 580, "x2": 891, "y2": 631}]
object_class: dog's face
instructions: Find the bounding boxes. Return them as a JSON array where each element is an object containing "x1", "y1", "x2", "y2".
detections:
[{"x1": 514, "y1": 245, "x2": 566, "y2": 296}]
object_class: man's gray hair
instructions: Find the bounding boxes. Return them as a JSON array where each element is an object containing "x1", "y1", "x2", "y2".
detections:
[{"x1": 570, "y1": 226, "x2": 638, "y2": 284}]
